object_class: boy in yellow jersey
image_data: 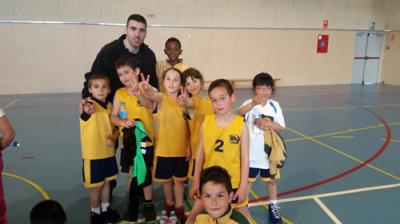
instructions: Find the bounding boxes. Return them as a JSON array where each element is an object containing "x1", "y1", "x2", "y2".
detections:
[
  {"x1": 194, "y1": 166, "x2": 250, "y2": 224},
  {"x1": 140, "y1": 68, "x2": 190, "y2": 222},
  {"x1": 79, "y1": 74, "x2": 120, "y2": 224},
  {"x1": 189, "y1": 79, "x2": 252, "y2": 222},
  {"x1": 110, "y1": 56, "x2": 156, "y2": 223},
  {"x1": 156, "y1": 37, "x2": 189, "y2": 92}
]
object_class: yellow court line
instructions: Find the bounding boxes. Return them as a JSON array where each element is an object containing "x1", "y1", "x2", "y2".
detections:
[
  {"x1": 249, "y1": 190, "x2": 294, "y2": 224},
  {"x1": 2, "y1": 171, "x2": 50, "y2": 199},
  {"x1": 332, "y1": 136, "x2": 354, "y2": 139},
  {"x1": 286, "y1": 121, "x2": 400, "y2": 143},
  {"x1": 286, "y1": 127, "x2": 400, "y2": 181}
]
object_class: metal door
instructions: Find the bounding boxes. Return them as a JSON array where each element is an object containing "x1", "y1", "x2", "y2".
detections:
[{"x1": 351, "y1": 32, "x2": 384, "y2": 84}]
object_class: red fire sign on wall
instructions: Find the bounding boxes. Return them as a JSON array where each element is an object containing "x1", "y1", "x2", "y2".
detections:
[{"x1": 317, "y1": 34, "x2": 329, "y2": 53}]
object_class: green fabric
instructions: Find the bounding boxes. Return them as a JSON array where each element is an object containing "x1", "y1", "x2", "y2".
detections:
[{"x1": 132, "y1": 120, "x2": 147, "y2": 185}]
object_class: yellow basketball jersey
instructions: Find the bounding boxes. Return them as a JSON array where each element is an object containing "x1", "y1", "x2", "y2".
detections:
[
  {"x1": 202, "y1": 114, "x2": 244, "y2": 188},
  {"x1": 80, "y1": 101, "x2": 114, "y2": 159},
  {"x1": 155, "y1": 94, "x2": 189, "y2": 157},
  {"x1": 115, "y1": 88, "x2": 155, "y2": 142},
  {"x1": 188, "y1": 96, "x2": 214, "y2": 159}
]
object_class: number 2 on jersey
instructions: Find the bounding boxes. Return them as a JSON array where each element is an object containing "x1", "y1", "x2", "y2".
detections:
[{"x1": 214, "y1": 139, "x2": 224, "y2": 152}]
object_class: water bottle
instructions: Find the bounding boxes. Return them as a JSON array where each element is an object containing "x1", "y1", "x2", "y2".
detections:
[
  {"x1": 11, "y1": 140, "x2": 20, "y2": 148},
  {"x1": 252, "y1": 111, "x2": 262, "y2": 134},
  {"x1": 169, "y1": 211, "x2": 179, "y2": 224},
  {"x1": 118, "y1": 102, "x2": 128, "y2": 119},
  {"x1": 159, "y1": 210, "x2": 169, "y2": 224}
]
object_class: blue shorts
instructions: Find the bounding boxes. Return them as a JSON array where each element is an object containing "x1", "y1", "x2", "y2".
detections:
[
  {"x1": 153, "y1": 156, "x2": 188, "y2": 182},
  {"x1": 82, "y1": 157, "x2": 118, "y2": 188},
  {"x1": 248, "y1": 167, "x2": 280, "y2": 182}
]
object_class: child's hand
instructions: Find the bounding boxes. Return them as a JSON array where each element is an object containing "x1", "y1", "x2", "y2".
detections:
[
  {"x1": 255, "y1": 118, "x2": 271, "y2": 130},
  {"x1": 139, "y1": 73, "x2": 151, "y2": 91},
  {"x1": 106, "y1": 136, "x2": 115, "y2": 147},
  {"x1": 234, "y1": 186, "x2": 248, "y2": 204},
  {"x1": 178, "y1": 87, "x2": 189, "y2": 106},
  {"x1": 189, "y1": 181, "x2": 200, "y2": 199},
  {"x1": 185, "y1": 146, "x2": 192, "y2": 161},
  {"x1": 251, "y1": 95, "x2": 263, "y2": 106},
  {"x1": 130, "y1": 82, "x2": 141, "y2": 97},
  {"x1": 80, "y1": 99, "x2": 96, "y2": 115},
  {"x1": 123, "y1": 119, "x2": 136, "y2": 128}
]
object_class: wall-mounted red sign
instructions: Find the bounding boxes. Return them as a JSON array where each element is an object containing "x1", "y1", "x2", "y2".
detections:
[
  {"x1": 317, "y1": 34, "x2": 329, "y2": 53},
  {"x1": 323, "y1": 20, "x2": 328, "y2": 29}
]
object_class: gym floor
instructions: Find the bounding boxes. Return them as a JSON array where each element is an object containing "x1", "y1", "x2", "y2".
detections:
[{"x1": 2, "y1": 83, "x2": 399, "y2": 223}]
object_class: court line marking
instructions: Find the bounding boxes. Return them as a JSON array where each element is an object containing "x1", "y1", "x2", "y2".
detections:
[
  {"x1": 250, "y1": 108, "x2": 393, "y2": 203},
  {"x1": 249, "y1": 190, "x2": 293, "y2": 224},
  {"x1": 249, "y1": 183, "x2": 400, "y2": 207},
  {"x1": 332, "y1": 135, "x2": 354, "y2": 139},
  {"x1": 285, "y1": 103, "x2": 400, "y2": 112},
  {"x1": 2, "y1": 171, "x2": 50, "y2": 199},
  {"x1": 286, "y1": 121, "x2": 400, "y2": 143},
  {"x1": 313, "y1": 197, "x2": 342, "y2": 224},
  {"x1": 287, "y1": 127, "x2": 400, "y2": 181},
  {"x1": 380, "y1": 138, "x2": 400, "y2": 143},
  {"x1": 0, "y1": 99, "x2": 19, "y2": 109}
]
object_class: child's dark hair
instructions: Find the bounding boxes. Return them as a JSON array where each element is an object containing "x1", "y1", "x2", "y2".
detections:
[
  {"x1": 208, "y1": 79, "x2": 234, "y2": 96},
  {"x1": 200, "y1": 166, "x2": 232, "y2": 194},
  {"x1": 126, "y1": 14, "x2": 147, "y2": 27},
  {"x1": 115, "y1": 55, "x2": 139, "y2": 70},
  {"x1": 88, "y1": 74, "x2": 110, "y2": 88},
  {"x1": 183, "y1": 67, "x2": 205, "y2": 86},
  {"x1": 252, "y1": 72, "x2": 274, "y2": 89},
  {"x1": 30, "y1": 199, "x2": 67, "y2": 224},
  {"x1": 165, "y1": 37, "x2": 181, "y2": 48}
]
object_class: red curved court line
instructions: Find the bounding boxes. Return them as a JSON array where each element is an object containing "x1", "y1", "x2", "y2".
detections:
[{"x1": 250, "y1": 108, "x2": 392, "y2": 203}]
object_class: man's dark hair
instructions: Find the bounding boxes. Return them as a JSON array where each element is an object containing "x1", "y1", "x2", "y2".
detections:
[
  {"x1": 30, "y1": 200, "x2": 67, "y2": 224},
  {"x1": 115, "y1": 55, "x2": 139, "y2": 70},
  {"x1": 165, "y1": 37, "x2": 181, "y2": 48},
  {"x1": 88, "y1": 74, "x2": 110, "y2": 88},
  {"x1": 126, "y1": 14, "x2": 147, "y2": 27},
  {"x1": 208, "y1": 79, "x2": 234, "y2": 96},
  {"x1": 200, "y1": 166, "x2": 232, "y2": 194},
  {"x1": 252, "y1": 72, "x2": 274, "y2": 89}
]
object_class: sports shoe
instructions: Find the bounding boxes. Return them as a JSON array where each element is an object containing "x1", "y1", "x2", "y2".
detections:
[
  {"x1": 174, "y1": 206, "x2": 187, "y2": 223},
  {"x1": 121, "y1": 210, "x2": 138, "y2": 223},
  {"x1": 102, "y1": 207, "x2": 120, "y2": 223},
  {"x1": 144, "y1": 202, "x2": 156, "y2": 223},
  {"x1": 268, "y1": 204, "x2": 283, "y2": 224},
  {"x1": 164, "y1": 202, "x2": 175, "y2": 216},
  {"x1": 90, "y1": 212, "x2": 104, "y2": 224}
]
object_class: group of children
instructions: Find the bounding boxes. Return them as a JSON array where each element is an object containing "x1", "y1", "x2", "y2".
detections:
[{"x1": 80, "y1": 37, "x2": 286, "y2": 224}]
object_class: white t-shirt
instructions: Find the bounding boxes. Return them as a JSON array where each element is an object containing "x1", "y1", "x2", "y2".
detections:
[
  {"x1": 0, "y1": 109, "x2": 5, "y2": 118},
  {"x1": 242, "y1": 99, "x2": 285, "y2": 169}
]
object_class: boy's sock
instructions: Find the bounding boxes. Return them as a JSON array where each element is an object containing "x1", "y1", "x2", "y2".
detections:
[
  {"x1": 101, "y1": 202, "x2": 110, "y2": 212},
  {"x1": 269, "y1": 200, "x2": 278, "y2": 205},
  {"x1": 91, "y1": 207, "x2": 101, "y2": 215}
]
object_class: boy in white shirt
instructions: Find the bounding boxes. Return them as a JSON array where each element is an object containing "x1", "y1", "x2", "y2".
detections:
[{"x1": 238, "y1": 73, "x2": 285, "y2": 224}]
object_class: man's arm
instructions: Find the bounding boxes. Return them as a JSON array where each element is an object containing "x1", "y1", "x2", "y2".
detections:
[{"x1": 0, "y1": 113, "x2": 15, "y2": 151}]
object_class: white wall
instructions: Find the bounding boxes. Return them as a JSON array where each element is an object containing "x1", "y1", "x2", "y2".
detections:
[
  {"x1": 0, "y1": 0, "x2": 399, "y2": 94},
  {"x1": 0, "y1": 0, "x2": 392, "y2": 29}
]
